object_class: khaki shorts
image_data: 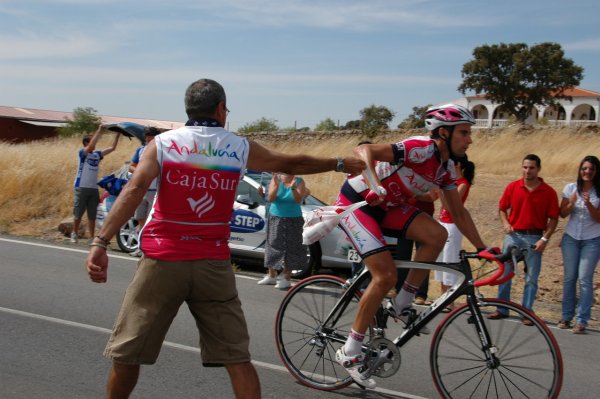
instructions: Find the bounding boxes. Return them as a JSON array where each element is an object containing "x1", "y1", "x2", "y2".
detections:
[{"x1": 104, "y1": 257, "x2": 251, "y2": 366}]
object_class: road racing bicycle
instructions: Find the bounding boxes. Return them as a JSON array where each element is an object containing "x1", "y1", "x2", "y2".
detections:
[{"x1": 275, "y1": 247, "x2": 563, "y2": 398}]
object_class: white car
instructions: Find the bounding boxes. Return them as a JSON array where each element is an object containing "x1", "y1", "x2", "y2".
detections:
[
  {"x1": 231, "y1": 171, "x2": 356, "y2": 277},
  {"x1": 100, "y1": 171, "x2": 356, "y2": 278}
]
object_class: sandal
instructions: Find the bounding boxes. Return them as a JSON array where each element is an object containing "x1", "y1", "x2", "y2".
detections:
[
  {"x1": 572, "y1": 324, "x2": 587, "y2": 334},
  {"x1": 413, "y1": 297, "x2": 427, "y2": 305},
  {"x1": 557, "y1": 320, "x2": 572, "y2": 329},
  {"x1": 441, "y1": 303, "x2": 456, "y2": 313}
]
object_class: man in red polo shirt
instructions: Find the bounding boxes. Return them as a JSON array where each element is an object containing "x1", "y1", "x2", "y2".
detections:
[{"x1": 488, "y1": 154, "x2": 559, "y2": 325}]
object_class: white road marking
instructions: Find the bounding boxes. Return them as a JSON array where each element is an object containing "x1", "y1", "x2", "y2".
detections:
[
  {"x1": 0, "y1": 305, "x2": 420, "y2": 398},
  {"x1": 1, "y1": 236, "x2": 426, "y2": 397},
  {"x1": 0, "y1": 237, "x2": 135, "y2": 261}
]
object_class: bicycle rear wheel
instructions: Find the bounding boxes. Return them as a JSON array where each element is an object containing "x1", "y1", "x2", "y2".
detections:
[
  {"x1": 275, "y1": 275, "x2": 371, "y2": 390},
  {"x1": 430, "y1": 299, "x2": 562, "y2": 399}
]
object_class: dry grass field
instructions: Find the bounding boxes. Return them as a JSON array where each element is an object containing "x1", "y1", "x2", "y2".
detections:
[{"x1": 1, "y1": 125, "x2": 599, "y2": 327}]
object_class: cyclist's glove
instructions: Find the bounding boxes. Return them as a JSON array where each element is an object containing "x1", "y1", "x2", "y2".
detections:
[{"x1": 365, "y1": 186, "x2": 387, "y2": 205}]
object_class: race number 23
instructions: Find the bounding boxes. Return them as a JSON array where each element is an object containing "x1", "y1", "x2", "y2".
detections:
[{"x1": 347, "y1": 249, "x2": 362, "y2": 263}]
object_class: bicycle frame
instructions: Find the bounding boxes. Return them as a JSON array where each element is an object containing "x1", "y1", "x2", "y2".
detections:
[
  {"x1": 319, "y1": 251, "x2": 506, "y2": 354},
  {"x1": 394, "y1": 260, "x2": 468, "y2": 345}
]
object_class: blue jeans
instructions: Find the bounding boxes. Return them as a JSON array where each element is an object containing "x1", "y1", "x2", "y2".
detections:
[
  {"x1": 496, "y1": 233, "x2": 542, "y2": 315},
  {"x1": 560, "y1": 233, "x2": 600, "y2": 326}
]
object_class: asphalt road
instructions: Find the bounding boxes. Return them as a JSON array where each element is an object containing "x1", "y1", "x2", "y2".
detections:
[{"x1": 1, "y1": 235, "x2": 599, "y2": 398}]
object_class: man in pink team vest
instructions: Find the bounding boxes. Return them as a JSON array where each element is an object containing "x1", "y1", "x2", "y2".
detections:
[{"x1": 85, "y1": 78, "x2": 365, "y2": 399}]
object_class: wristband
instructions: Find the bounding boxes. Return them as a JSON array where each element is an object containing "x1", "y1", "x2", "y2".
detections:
[
  {"x1": 96, "y1": 235, "x2": 111, "y2": 245},
  {"x1": 540, "y1": 237, "x2": 549, "y2": 243},
  {"x1": 89, "y1": 243, "x2": 108, "y2": 250}
]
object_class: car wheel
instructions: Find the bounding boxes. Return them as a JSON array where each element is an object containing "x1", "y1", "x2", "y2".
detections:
[
  {"x1": 116, "y1": 218, "x2": 139, "y2": 253},
  {"x1": 290, "y1": 243, "x2": 321, "y2": 279}
]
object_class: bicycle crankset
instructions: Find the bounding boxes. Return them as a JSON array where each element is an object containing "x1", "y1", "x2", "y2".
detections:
[{"x1": 365, "y1": 337, "x2": 401, "y2": 378}]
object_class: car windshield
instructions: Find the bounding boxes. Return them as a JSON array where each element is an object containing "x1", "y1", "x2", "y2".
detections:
[{"x1": 245, "y1": 171, "x2": 327, "y2": 206}]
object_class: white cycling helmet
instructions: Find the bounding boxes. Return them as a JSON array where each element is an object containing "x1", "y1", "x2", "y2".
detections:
[{"x1": 425, "y1": 104, "x2": 475, "y2": 131}]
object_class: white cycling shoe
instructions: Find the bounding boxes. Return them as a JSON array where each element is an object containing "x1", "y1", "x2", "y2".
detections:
[
  {"x1": 385, "y1": 302, "x2": 430, "y2": 335},
  {"x1": 335, "y1": 347, "x2": 376, "y2": 389}
]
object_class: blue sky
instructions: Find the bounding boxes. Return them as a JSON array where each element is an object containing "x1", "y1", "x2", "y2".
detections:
[{"x1": 1, "y1": 0, "x2": 599, "y2": 131}]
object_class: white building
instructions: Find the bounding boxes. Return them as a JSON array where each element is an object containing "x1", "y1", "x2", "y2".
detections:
[{"x1": 452, "y1": 87, "x2": 600, "y2": 128}]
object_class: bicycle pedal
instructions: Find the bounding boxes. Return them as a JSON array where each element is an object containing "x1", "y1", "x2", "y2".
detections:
[
  {"x1": 383, "y1": 307, "x2": 400, "y2": 324},
  {"x1": 385, "y1": 307, "x2": 416, "y2": 329},
  {"x1": 399, "y1": 308, "x2": 417, "y2": 326}
]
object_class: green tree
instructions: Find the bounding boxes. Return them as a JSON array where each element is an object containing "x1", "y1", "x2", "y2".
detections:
[
  {"x1": 59, "y1": 106, "x2": 102, "y2": 137},
  {"x1": 459, "y1": 42, "x2": 584, "y2": 123},
  {"x1": 238, "y1": 117, "x2": 279, "y2": 133},
  {"x1": 397, "y1": 104, "x2": 432, "y2": 129},
  {"x1": 343, "y1": 120, "x2": 360, "y2": 129},
  {"x1": 315, "y1": 118, "x2": 338, "y2": 131},
  {"x1": 359, "y1": 105, "x2": 394, "y2": 138}
]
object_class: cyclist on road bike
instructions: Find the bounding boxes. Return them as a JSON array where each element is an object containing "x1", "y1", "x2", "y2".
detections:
[{"x1": 335, "y1": 104, "x2": 489, "y2": 388}]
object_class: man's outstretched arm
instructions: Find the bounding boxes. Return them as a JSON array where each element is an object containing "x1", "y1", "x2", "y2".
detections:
[{"x1": 246, "y1": 140, "x2": 365, "y2": 175}]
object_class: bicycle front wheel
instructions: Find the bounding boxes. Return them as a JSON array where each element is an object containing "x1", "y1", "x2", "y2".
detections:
[
  {"x1": 430, "y1": 299, "x2": 562, "y2": 399},
  {"x1": 275, "y1": 275, "x2": 371, "y2": 390}
]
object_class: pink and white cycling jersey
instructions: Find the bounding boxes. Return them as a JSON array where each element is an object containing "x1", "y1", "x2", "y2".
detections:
[
  {"x1": 337, "y1": 136, "x2": 456, "y2": 257},
  {"x1": 343, "y1": 136, "x2": 456, "y2": 206},
  {"x1": 140, "y1": 125, "x2": 249, "y2": 261}
]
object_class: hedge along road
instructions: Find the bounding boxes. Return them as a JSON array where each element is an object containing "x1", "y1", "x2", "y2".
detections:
[{"x1": 1, "y1": 236, "x2": 599, "y2": 398}]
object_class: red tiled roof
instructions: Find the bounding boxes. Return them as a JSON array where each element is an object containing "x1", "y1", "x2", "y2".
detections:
[
  {"x1": 0, "y1": 105, "x2": 184, "y2": 130},
  {"x1": 466, "y1": 86, "x2": 600, "y2": 100},
  {"x1": 561, "y1": 87, "x2": 600, "y2": 97}
]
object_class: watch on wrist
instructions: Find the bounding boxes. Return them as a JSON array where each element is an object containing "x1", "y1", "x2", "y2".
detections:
[
  {"x1": 541, "y1": 236, "x2": 549, "y2": 243},
  {"x1": 335, "y1": 157, "x2": 344, "y2": 172}
]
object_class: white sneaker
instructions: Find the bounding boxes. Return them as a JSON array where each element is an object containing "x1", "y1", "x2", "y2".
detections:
[
  {"x1": 257, "y1": 275, "x2": 277, "y2": 285},
  {"x1": 70, "y1": 232, "x2": 78, "y2": 243},
  {"x1": 385, "y1": 302, "x2": 430, "y2": 334},
  {"x1": 335, "y1": 347, "x2": 376, "y2": 389},
  {"x1": 129, "y1": 248, "x2": 142, "y2": 257},
  {"x1": 275, "y1": 279, "x2": 291, "y2": 290}
]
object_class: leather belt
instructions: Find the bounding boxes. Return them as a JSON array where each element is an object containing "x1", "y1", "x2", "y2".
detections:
[{"x1": 513, "y1": 229, "x2": 543, "y2": 235}]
